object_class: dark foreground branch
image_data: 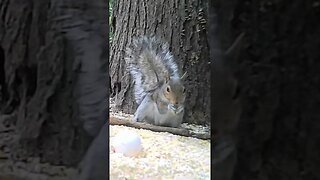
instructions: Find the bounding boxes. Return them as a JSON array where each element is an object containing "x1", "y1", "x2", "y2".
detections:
[{"x1": 109, "y1": 115, "x2": 210, "y2": 140}]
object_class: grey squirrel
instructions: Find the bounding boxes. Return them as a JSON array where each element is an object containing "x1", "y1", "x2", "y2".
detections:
[{"x1": 125, "y1": 36, "x2": 187, "y2": 128}]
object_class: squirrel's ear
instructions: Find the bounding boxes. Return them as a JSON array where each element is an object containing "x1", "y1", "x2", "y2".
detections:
[
  {"x1": 164, "y1": 72, "x2": 170, "y2": 83},
  {"x1": 180, "y1": 71, "x2": 187, "y2": 80}
]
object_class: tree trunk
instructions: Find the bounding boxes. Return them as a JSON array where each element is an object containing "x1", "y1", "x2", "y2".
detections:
[
  {"x1": 110, "y1": 0, "x2": 211, "y2": 125},
  {"x1": 0, "y1": 0, "x2": 108, "y2": 179},
  {"x1": 211, "y1": 1, "x2": 320, "y2": 179}
]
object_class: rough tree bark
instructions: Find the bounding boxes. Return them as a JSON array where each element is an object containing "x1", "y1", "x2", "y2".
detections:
[
  {"x1": 0, "y1": 0, "x2": 108, "y2": 179},
  {"x1": 211, "y1": 1, "x2": 320, "y2": 180},
  {"x1": 110, "y1": 0, "x2": 211, "y2": 125}
]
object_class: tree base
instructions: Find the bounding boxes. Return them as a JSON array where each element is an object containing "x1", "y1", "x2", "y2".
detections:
[{"x1": 109, "y1": 115, "x2": 210, "y2": 140}]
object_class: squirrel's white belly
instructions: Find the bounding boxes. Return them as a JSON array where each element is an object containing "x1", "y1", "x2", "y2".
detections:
[
  {"x1": 152, "y1": 102, "x2": 183, "y2": 128},
  {"x1": 134, "y1": 94, "x2": 184, "y2": 128}
]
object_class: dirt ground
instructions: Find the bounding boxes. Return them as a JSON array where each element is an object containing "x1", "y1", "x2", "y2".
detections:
[{"x1": 110, "y1": 125, "x2": 211, "y2": 180}]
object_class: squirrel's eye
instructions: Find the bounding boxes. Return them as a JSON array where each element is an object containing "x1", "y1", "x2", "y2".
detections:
[
  {"x1": 166, "y1": 87, "x2": 170, "y2": 92},
  {"x1": 183, "y1": 88, "x2": 186, "y2": 93}
]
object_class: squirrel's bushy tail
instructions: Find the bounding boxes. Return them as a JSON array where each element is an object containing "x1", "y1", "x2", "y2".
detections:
[{"x1": 125, "y1": 36, "x2": 180, "y2": 105}]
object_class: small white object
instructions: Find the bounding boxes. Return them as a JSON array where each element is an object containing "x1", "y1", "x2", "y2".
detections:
[{"x1": 111, "y1": 130, "x2": 143, "y2": 157}]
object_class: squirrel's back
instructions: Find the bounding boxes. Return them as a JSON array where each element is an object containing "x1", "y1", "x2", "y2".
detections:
[{"x1": 125, "y1": 36, "x2": 180, "y2": 104}]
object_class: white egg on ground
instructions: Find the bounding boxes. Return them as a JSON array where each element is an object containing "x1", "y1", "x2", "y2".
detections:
[{"x1": 111, "y1": 130, "x2": 143, "y2": 157}]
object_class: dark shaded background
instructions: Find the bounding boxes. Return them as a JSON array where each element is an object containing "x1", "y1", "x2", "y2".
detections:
[
  {"x1": 0, "y1": 0, "x2": 108, "y2": 179},
  {"x1": 211, "y1": 1, "x2": 320, "y2": 180}
]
